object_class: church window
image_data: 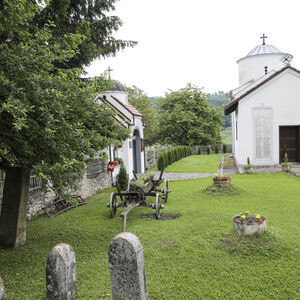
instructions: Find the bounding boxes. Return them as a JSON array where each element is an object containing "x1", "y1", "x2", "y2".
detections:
[
  {"x1": 264, "y1": 66, "x2": 268, "y2": 74},
  {"x1": 254, "y1": 108, "x2": 272, "y2": 161}
]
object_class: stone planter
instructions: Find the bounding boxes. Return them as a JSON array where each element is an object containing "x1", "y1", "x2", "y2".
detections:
[
  {"x1": 233, "y1": 214, "x2": 267, "y2": 235},
  {"x1": 213, "y1": 176, "x2": 231, "y2": 187},
  {"x1": 281, "y1": 164, "x2": 291, "y2": 172}
]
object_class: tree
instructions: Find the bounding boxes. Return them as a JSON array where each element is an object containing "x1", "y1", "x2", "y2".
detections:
[
  {"x1": 157, "y1": 84, "x2": 223, "y2": 146},
  {"x1": 126, "y1": 85, "x2": 159, "y2": 145},
  {"x1": 33, "y1": 0, "x2": 137, "y2": 69},
  {"x1": 0, "y1": 0, "x2": 131, "y2": 247}
]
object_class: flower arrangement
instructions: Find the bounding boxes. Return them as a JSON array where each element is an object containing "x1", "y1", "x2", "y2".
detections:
[
  {"x1": 233, "y1": 211, "x2": 267, "y2": 235},
  {"x1": 238, "y1": 211, "x2": 264, "y2": 224}
]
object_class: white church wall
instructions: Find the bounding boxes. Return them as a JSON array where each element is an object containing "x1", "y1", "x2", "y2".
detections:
[
  {"x1": 101, "y1": 91, "x2": 128, "y2": 104},
  {"x1": 238, "y1": 53, "x2": 285, "y2": 86},
  {"x1": 235, "y1": 69, "x2": 300, "y2": 166}
]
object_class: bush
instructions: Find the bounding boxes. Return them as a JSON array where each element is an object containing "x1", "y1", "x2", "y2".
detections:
[
  {"x1": 215, "y1": 145, "x2": 219, "y2": 154},
  {"x1": 157, "y1": 153, "x2": 165, "y2": 171},
  {"x1": 117, "y1": 164, "x2": 128, "y2": 191},
  {"x1": 198, "y1": 147, "x2": 201, "y2": 155},
  {"x1": 167, "y1": 150, "x2": 173, "y2": 165},
  {"x1": 163, "y1": 152, "x2": 168, "y2": 167},
  {"x1": 206, "y1": 146, "x2": 211, "y2": 155},
  {"x1": 223, "y1": 144, "x2": 227, "y2": 153}
]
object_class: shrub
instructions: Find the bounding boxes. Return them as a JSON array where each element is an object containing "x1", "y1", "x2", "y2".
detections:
[
  {"x1": 206, "y1": 146, "x2": 211, "y2": 154},
  {"x1": 157, "y1": 153, "x2": 165, "y2": 171},
  {"x1": 223, "y1": 144, "x2": 227, "y2": 153},
  {"x1": 174, "y1": 148, "x2": 178, "y2": 161},
  {"x1": 117, "y1": 164, "x2": 128, "y2": 191},
  {"x1": 167, "y1": 150, "x2": 173, "y2": 165},
  {"x1": 198, "y1": 147, "x2": 201, "y2": 155},
  {"x1": 163, "y1": 152, "x2": 168, "y2": 167},
  {"x1": 215, "y1": 145, "x2": 219, "y2": 154}
]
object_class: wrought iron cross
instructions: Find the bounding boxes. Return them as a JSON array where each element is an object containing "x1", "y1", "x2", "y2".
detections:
[
  {"x1": 107, "y1": 66, "x2": 113, "y2": 79},
  {"x1": 260, "y1": 34, "x2": 268, "y2": 45}
]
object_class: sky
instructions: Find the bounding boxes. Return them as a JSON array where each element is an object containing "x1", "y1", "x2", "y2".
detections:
[{"x1": 85, "y1": 0, "x2": 300, "y2": 97}]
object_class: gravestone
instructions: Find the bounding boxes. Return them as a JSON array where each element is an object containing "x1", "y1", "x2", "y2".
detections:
[
  {"x1": 108, "y1": 232, "x2": 147, "y2": 300},
  {"x1": 0, "y1": 274, "x2": 6, "y2": 299},
  {"x1": 46, "y1": 243, "x2": 77, "y2": 300}
]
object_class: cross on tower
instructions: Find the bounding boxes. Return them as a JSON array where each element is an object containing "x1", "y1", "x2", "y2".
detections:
[
  {"x1": 260, "y1": 34, "x2": 268, "y2": 45},
  {"x1": 107, "y1": 66, "x2": 113, "y2": 79}
]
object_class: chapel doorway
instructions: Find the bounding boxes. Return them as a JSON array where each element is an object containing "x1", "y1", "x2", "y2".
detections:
[
  {"x1": 279, "y1": 126, "x2": 300, "y2": 162},
  {"x1": 132, "y1": 130, "x2": 142, "y2": 174}
]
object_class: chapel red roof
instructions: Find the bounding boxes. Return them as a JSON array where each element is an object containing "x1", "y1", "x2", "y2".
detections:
[{"x1": 111, "y1": 95, "x2": 143, "y2": 116}]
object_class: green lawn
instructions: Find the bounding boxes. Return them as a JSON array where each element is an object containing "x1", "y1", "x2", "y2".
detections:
[
  {"x1": 150, "y1": 154, "x2": 221, "y2": 173},
  {"x1": 1, "y1": 173, "x2": 300, "y2": 299}
]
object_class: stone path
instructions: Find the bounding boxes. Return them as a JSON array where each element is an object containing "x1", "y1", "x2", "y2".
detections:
[{"x1": 149, "y1": 172, "x2": 215, "y2": 181}]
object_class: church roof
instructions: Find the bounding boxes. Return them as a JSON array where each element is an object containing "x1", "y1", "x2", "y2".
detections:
[
  {"x1": 111, "y1": 95, "x2": 143, "y2": 117},
  {"x1": 247, "y1": 44, "x2": 283, "y2": 56},
  {"x1": 224, "y1": 66, "x2": 300, "y2": 115},
  {"x1": 105, "y1": 79, "x2": 127, "y2": 92}
]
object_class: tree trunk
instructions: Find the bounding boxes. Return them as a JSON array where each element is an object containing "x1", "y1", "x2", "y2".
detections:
[{"x1": 0, "y1": 167, "x2": 30, "y2": 248}]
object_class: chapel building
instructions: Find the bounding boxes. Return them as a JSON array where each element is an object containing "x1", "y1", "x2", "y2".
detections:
[
  {"x1": 97, "y1": 80, "x2": 145, "y2": 181},
  {"x1": 224, "y1": 35, "x2": 300, "y2": 170}
]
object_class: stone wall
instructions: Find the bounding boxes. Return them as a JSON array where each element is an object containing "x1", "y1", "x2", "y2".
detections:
[{"x1": 0, "y1": 160, "x2": 112, "y2": 220}]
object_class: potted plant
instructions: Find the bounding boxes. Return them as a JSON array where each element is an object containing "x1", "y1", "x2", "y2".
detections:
[
  {"x1": 244, "y1": 157, "x2": 253, "y2": 173},
  {"x1": 212, "y1": 175, "x2": 231, "y2": 187},
  {"x1": 233, "y1": 211, "x2": 266, "y2": 235},
  {"x1": 281, "y1": 153, "x2": 292, "y2": 172}
]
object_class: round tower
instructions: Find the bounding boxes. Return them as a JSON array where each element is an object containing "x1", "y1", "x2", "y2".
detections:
[
  {"x1": 101, "y1": 79, "x2": 129, "y2": 104},
  {"x1": 237, "y1": 35, "x2": 292, "y2": 86}
]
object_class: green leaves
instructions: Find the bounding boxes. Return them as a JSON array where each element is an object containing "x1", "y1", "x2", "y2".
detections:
[
  {"x1": 157, "y1": 84, "x2": 223, "y2": 146},
  {"x1": 0, "y1": 0, "x2": 130, "y2": 194}
]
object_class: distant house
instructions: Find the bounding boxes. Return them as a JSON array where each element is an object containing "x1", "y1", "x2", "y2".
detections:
[
  {"x1": 224, "y1": 36, "x2": 300, "y2": 169},
  {"x1": 97, "y1": 80, "x2": 145, "y2": 181}
]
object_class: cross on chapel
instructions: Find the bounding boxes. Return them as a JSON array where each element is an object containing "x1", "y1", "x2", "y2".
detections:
[
  {"x1": 260, "y1": 34, "x2": 268, "y2": 45},
  {"x1": 107, "y1": 66, "x2": 113, "y2": 79}
]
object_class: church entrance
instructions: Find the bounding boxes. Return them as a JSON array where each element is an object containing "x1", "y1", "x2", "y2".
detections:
[{"x1": 279, "y1": 126, "x2": 300, "y2": 162}]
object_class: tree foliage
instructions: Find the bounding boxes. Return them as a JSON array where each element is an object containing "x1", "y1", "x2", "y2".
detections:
[
  {"x1": 206, "y1": 91, "x2": 231, "y2": 128},
  {"x1": 0, "y1": 0, "x2": 130, "y2": 193},
  {"x1": 126, "y1": 85, "x2": 158, "y2": 145},
  {"x1": 157, "y1": 84, "x2": 222, "y2": 146}
]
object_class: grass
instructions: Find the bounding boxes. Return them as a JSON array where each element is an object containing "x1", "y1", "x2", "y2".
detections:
[
  {"x1": 0, "y1": 173, "x2": 300, "y2": 299},
  {"x1": 150, "y1": 154, "x2": 221, "y2": 173}
]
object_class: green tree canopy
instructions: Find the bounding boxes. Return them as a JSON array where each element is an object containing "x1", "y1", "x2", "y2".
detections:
[
  {"x1": 126, "y1": 85, "x2": 159, "y2": 145},
  {"x1": 157, "y1": 84, "x2": 222, "y2": 146},
  {"x1": 0, "y1": 0, "x2": 130, "y2": 192}
]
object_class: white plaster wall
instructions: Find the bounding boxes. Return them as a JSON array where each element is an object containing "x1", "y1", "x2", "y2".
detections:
[
  {"x1": 235, "y1": 69, "x2": 300, "y2": 166},
  {"x1": 101, "y1": 91, "x2": 128, "y2": 104},
  {"x1": 238, "y1": 54, "x2": 286, "y2": 86}
]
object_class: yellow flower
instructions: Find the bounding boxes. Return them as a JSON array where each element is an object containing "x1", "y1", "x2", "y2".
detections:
[
  {"x1": 241, "y1": 215, "x2": 246, "y2": 219},
  {"x1": 256, "y1": 214, "x2": 260, "y2": 219},
  {"x1": 245, "y1": 211, "x2": 249, "y2": 214}
]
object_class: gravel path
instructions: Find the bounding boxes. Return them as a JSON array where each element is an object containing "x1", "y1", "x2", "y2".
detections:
[{"x1": 148, "y1": 172, "x2": 216, "y2": 181}]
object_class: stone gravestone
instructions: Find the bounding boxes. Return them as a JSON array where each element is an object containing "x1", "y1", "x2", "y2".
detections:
[
  {"x1": 108, "y1": 232, "x2": 148, "y2": 300},
  {"x1": 46, "y1": 243, "x2": 77, "y2": 300},
  {"x1": 0, "y1": 274, "x2": 6, "y2": 299}
]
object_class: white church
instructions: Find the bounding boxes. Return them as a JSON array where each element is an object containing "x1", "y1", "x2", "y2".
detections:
[
  {"x1": 97, "y1": 80, "x2": 145, "y2": 181},
  {"x1": 225, "y1": 35, "x2": 300, "y2": 170}
]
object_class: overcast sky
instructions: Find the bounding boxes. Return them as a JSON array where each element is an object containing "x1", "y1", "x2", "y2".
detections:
[{"x1": 85, "y1": 0, "x2": 300, "y2": 97}]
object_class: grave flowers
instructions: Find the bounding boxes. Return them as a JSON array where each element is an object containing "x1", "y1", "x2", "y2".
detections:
[
  {"x1": 233, "y1": 211, "x2": 266, "y2": 235},
  {"x1": 281, "y1": 152, "x2": 291, "y2": 172},
  {"x1": 212, "y1": 175, "x2": 231, "y2": 187}
]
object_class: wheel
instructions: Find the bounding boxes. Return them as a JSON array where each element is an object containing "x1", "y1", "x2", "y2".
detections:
[
  {"x1": 163, "y1": 179, "x2": 169, "y2": 203},
  {"x1": 110, "y1": 192, "x2": 117, "y2": 218},
  {"x1": 155, "y1": 193, "x2": 161, "y2": 219}
]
